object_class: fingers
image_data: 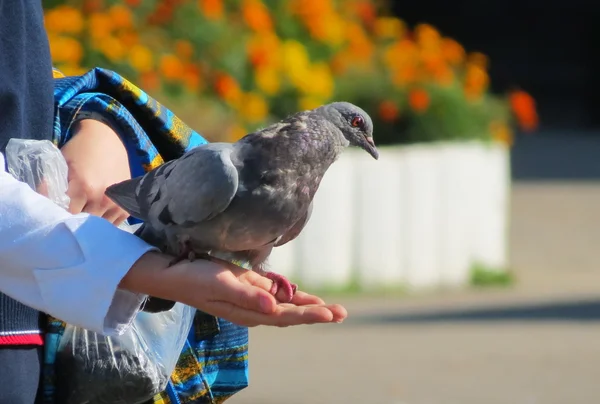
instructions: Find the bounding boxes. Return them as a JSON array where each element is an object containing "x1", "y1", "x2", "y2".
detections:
[
  {"x1": 238, "y1": 270, "x2": 277, "y2": 294},
  {"x1": 207, "y1": 301, "x2": 343, "y2": 328},
  {"x1": 103, "y1": 206, "x2": 129, "y2": 225},
  {"x1": 290, "y1": 290, "x2": 325, "y2": 306},
  {"x1": 213, "y1": 274, "x2": 278, "y2": 314},
  {"x1": 66, "y1": 180, "x2": 87, "y2": 214}
]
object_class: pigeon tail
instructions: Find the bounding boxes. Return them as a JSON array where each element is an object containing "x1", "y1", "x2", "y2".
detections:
[{"x1": 105, "y1": 176, "x2": 144, "y2": 219}]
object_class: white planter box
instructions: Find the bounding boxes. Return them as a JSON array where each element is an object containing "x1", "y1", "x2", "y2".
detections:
[{"x1": 268, "y1": 141, "x2": 510, "y2": 291}]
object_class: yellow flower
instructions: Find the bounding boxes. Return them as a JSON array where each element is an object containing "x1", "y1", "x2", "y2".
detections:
[
  {"x1": 239, "y1": 92, "x2": 268, "y2": 122},
  {"x1": 489, "y1": 121, "x2": 514, "y2": 146},
  {"x1": 55, "y1": 64, "x2": 87, "y2": 77},
  {"x1": 97, "y1": 36, "x2": 126, "y2": 62},
  {"x1": 373, "y1": 17, "x2": 406, "y2": 40},
  {"x1": 281, "y1": 40, "x2": 312, "y2": 90},
  {"x1": 254, "y1": 67, "x2": 280, "y2": 95},
  {"x1": 44, "y1": 6, "x2": 84, "y2": 34},
  {"x1": 128, "y1": 45, "x2": 154, "y2": 73},
  {"x1": 298, "y1": 96, "x2": 324, "y2": 111},
  {"x1": 226, "y1": 124, "x2": 248, "y2": 142},
  {"x1": 48, "y1": 36, "x2": 83, "y2": 65},
  {"x1": 305, "y1": 62, "x2": 334, "y2": 99}
]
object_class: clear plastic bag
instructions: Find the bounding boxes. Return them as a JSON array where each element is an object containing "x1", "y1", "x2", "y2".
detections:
[{"x1": 5, "y1": 138, "x2": 195, "y2": 404}]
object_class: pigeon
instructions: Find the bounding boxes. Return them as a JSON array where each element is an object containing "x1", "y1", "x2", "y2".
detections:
[{"x1": 105, "y1": 101, "x2": 379, "y2": 313}]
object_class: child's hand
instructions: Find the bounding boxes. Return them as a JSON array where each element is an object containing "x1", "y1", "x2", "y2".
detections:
[{"x1": 61, "y1": 118, "x2": 131, "y2": 225}]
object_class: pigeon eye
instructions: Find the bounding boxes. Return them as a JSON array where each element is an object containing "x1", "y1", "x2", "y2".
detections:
[{"x1": 351, "y1": 116, "x2": 364, "y2": 128}]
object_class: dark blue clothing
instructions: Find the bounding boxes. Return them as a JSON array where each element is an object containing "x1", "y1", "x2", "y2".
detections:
[
  {"x1": 0, "y1": 0, "x2": 55, "y2": 402},
  {"x1": 0, "y1": 347, "x2": 43, "y2": 404}
]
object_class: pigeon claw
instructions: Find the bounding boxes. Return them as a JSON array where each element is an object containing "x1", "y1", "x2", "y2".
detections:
[{"x1": 264, "y1": 272, "x2": 298, "y2": 303}]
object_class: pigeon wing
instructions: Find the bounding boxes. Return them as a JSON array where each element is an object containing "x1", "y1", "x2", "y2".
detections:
[{"x1": 106, "y1": 143, "x2": 239, "y2": 227}]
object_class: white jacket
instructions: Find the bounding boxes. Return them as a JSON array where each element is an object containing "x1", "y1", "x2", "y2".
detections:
[{"x1": 0, "y1": 152, "x2": 155, "y2": 336}]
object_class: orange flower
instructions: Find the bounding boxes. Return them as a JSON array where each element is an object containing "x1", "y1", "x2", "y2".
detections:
[
  {"x1": 467, "y1": 52, "x2": 489, "y2": 69},
  {"x1": 199, "y1": 0, "x2": 224, "y2": 20},
  {"x1": 159, "y1": 54, "x2": 185, "y2": 80},
  {"x1": 45, "y1": 6, "x2": 84, "y2": 34},
  {"x1": 464, "y1": 63, "x2": 489, "y2": 100},
  {"x1": 83, "y1": 0, "x2": 104, "y2": 14},
  {"x1": 109, "y1": 5, "x2": 133, "y2": 30},
  {"x1": 119, "y1": 31, "x2": 139, "y2": 48},
  {"x1": 415, "y1": 23, "x2": 441, "y2": 49},
  {"x1": 88, "y1": 12, "x2": 113, "y2": 40},
  {"x1": 392, "y1": 65, "x2": 417, "y2": 86},
  {"x1": 408, "y1": 88, "x2": 430, "y2": 113},
  {"x1": 242, "y1": 0, "x2": 273, "y2": 33},
  {"x1": 182, "y1": 64, "x2": 203, "y2": 92},
  {"x1": 441, "y1": 38, "x2": 465, "y2": 65},
  {"x1": 352, "y1": 1, "x2": 376, "y2": 28},
  {"x1": 140, "y1": 71, "x2": 160, "y2": 91},
  {"x1": 175, "y1": 40, "x2": 195, "y2": 61},
  {"x1": 379, "y1": 100, "x2": 400, "y2": 122},
  {"x1": 432, "y1": 64, "x2": 454, "y2": 86},
  {"x1": 214, "y1": 72, "x2": 242, "y2": 105},
  {"x1": 509, "y1": 90, "x2": 538, "y2": 132}
]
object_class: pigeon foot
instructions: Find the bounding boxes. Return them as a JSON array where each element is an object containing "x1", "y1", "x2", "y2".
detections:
[{"x1": 263, "y1": 272, "x2": 298, "y2": 303}]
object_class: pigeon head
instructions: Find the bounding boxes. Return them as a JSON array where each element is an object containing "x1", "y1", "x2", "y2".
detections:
[{"x1": 319, "y1": 101, "x2": 379, "y2": 160}]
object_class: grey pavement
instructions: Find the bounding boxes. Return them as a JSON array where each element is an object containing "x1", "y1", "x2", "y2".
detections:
[{"x1": 228, "y1": 183, "x2": 600, "y2": 404}]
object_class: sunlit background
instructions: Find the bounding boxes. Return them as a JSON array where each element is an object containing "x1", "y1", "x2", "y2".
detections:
[{"x1": 43, "y1": 1, "x2": 600, "y2": 403}]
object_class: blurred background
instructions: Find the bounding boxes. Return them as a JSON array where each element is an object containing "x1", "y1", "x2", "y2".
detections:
[{"x1": 43, "y1": 1, "x2": 600, "y2": 403}]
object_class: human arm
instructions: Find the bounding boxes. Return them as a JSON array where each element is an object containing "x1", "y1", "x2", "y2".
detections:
[{"x1": 0, "y1": 151, "x2": 155, "y2": 335}]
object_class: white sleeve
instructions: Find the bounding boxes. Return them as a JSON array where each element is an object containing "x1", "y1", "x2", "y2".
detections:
[{"x1": 0, "y1": 153, "x2": 158, "y2": 336}]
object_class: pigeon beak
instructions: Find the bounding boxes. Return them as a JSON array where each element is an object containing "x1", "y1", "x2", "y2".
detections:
[{"x1": 363, "y1": 136, "x2": 379, "y2": 160}]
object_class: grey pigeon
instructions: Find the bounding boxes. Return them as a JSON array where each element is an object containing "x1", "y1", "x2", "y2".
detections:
[{"x1": 105, "y1": 101, "x2": 378, "y2": 312}]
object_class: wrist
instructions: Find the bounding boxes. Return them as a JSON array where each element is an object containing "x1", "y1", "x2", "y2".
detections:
[{"x1": 118, "y1": 250, "x2": 173, "y2": 295}]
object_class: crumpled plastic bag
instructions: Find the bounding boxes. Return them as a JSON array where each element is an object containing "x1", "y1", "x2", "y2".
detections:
[{"x1": 5, "y1": 138, "x2": 195, "y2": 404}]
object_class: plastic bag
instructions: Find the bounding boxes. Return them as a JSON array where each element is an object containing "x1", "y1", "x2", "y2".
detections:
[
  {"x1": 6, "y1": 138, "x2": 71, "y2": 209},
  {"x1": 5, "y1": 138, "x2": 195, "y2": 404}
]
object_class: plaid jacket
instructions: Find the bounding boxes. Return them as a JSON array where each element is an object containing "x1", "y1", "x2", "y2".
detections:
[{"x1": 43, "y1": 67, "x2": 249, "y2": 404}]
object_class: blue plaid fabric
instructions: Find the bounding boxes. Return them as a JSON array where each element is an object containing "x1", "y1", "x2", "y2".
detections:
[{"x1": 43, "y1": 67, "x2": 249, "y2": 404}]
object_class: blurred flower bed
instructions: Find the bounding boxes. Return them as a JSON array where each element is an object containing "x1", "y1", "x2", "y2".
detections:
[{"x1": 43, "y1": 0, "x2": 538, "y2": 145}]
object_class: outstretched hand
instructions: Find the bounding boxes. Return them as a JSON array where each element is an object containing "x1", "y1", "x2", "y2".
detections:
[{"x1": 122, "y1": 252, "x2": 348, "y2": 327}]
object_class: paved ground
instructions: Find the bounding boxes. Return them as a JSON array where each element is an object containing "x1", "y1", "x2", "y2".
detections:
[{"x1": 229, "y1": 183, "x2": 600, "y2": 404}]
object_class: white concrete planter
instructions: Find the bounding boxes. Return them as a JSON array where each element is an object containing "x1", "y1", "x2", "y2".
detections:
[{"x1": 269, "y1": 141, "x2": 510, "y2": 291}]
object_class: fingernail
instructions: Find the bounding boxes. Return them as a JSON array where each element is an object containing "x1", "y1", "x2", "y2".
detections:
[{"x1": 260, "y1": 295, "x2": 273, "y2": 313}]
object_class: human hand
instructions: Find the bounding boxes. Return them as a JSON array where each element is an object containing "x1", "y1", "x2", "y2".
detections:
[
  {"x1": 122, "y1": 252, "x2": 348, "y2": 327},
  {"x1": 60, "y1": 118, "x2": 131, "y2": 224}
]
